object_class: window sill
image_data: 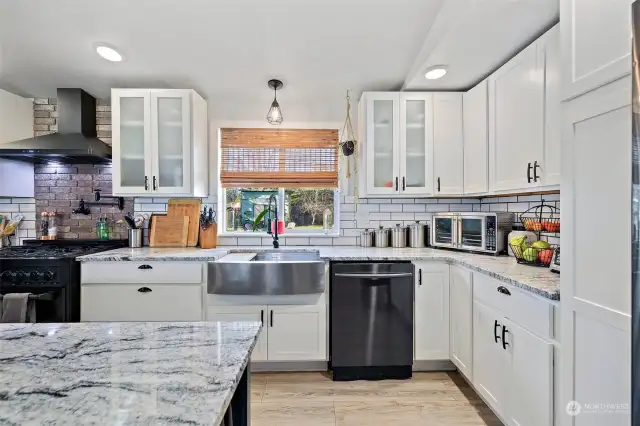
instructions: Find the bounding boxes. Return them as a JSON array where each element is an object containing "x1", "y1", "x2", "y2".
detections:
[{"x1": 220, "y1": 232, "x2": 340, "y2": 238}]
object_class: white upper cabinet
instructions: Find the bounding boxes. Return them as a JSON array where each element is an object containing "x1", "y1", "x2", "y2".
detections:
[
  {"x1": 540, "y1": 26, "x2": 561, "y2": 186},
  {"x1": 463, "y1": 80, "x2": 489, "y2": 195},
  {"x1": 433, "y1": 93, "x2": 463, "y2": 195},
  {"x1": 400, "y1": 93, "x2": 433, "y2": 195},
  {"x1": 488, "y1": 39, "x2": 544, "y2": 192},
  {"x1": 363, "y1": 92, "x2": 400, "y2": 196},
  {"x1": 561, "y1": 0, "x2": 633, "y2": 101},
  {"x1": 0, "y1": 88, "x2": 34, "y2": 198},
  {"x1": 112, "y1": 89, "x2": 208, "y2": 197}
]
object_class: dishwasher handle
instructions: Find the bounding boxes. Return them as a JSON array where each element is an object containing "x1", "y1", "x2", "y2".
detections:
[{"x1": 334, "y1": 273, "x2": 413, "y2": 279}]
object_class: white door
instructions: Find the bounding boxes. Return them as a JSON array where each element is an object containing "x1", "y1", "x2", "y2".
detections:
[
  {"x1": 414, "y1": 262, "x2": 450, "y2": 360},
  {"x1": 488, "y1": 41, "x2": 544, "y2": 192},
  {"x1": 560, "y1": 0, "x2": 632, "y2": 101},
  {"x1": 150, "y1": 90, "x2": 192, "y2": 195},
  {"x1": 463, "y1": 79, "x2": 489, "y2": 194},
  {"x1": 540, "y1": 25, "x2": 561, "y2": 186},
  {"x1": 365, "y1": 93, "x2": 400, "y2": 196},
  {"x1": 399, "y1": 93, "x2": 432, "y2": 195},
  {"x1": 112, "y1": 89, "x2": 153, "y2": 195},
  {"x1": 472, "y1": 300, "x2": 508, "y2": 418},
  {"x1": 206, "y1": 305, "x2": 268, "y2": 361},
  {"x1": 267, "y1": 305, "x2": 327, "y2": 361},
  {"x1": 433, "y1": 93, "x2": 464, "y2": 195},
  {"x1": 503, "y1": 318, "x2": 553, "y2": 426},
  {"x1": 449, "y1": 267, "x2": 473, "y2": 380},
  {"x1": 561, "y1": 78, "x2": 631, "y2": 426}
]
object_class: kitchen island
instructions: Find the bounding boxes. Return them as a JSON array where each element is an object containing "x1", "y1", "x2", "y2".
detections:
[{"x1": 0, "y1": 321, "x2": 261, "y2": 425}]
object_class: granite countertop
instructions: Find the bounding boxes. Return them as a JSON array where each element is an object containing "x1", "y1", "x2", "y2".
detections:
[
  {"x1": 0, "y1": 321, "x2": 261, "y2": 426},
  {"x1": 77, "y1": 246, "x2": 560, "y2": 301}
]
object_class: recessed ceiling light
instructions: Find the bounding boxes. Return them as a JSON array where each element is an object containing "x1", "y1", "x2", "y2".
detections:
[
  {"x1": 424, "y1": 66, "x2": 447, "y2": 80},
  {"x1": 95, "y1": 43, "x2": 123, "y2": 62}
]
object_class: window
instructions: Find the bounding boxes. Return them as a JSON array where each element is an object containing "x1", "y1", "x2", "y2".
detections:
[
  {"x1": 219, "y1": 128, "x2": 339, "y2": 235},
  {"x1": 222, "y1": 188, "x2": 338, "y2": 234}
]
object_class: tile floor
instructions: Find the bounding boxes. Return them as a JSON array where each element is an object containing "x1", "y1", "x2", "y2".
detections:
[{"x1": 250, "y1": 371, "x2": 503, "y2": 425}]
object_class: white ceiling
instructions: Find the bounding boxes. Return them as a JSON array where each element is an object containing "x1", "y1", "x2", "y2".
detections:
[{"x1": 0, "y1": 0, "x2": 558, "y2": 123}]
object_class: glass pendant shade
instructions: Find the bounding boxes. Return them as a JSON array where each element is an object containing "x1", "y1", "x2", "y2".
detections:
[{"x1": 267, "y1": 98, "x2": 283, "y2": 125}]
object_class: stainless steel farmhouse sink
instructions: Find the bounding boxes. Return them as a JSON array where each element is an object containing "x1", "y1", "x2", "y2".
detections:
[{"x1": 207, "y1": 251, "x2": 326, "y2": 295}]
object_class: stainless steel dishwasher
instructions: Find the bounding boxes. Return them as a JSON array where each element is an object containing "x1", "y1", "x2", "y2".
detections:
[{"x1": 330, "y1": 262, "x2": 414, "y2": 381}]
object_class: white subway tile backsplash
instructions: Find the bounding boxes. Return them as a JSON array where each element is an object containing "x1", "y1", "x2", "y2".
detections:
[
  {"x1": 340, "y1": 203, "x2": 355, "y2": 212},
  {"x1": 490, "y1": 203, "x2": 508, "y2": 212},
  {"x1": 454, "y1": 204, "x2": 473, "y2": 212},
  {"x1": 355, "y1": 204, "x2": 380, "y2": 214},
  {"x1": 442, "y1": 198, "x2": 462, "y2": 204},
  {"x1": 341, "y1": 229, "x2": 361, "y2": 237},
  {"x1": 0, "y1": 204, "x2": 20, "y2": 213},
  {"x1": 309, "y1": 237, "x2": 335, "y2": 246},
  {"x1": 236, "y1": 237, "x2": 263, "y2": 246},
  {"x1": 217, "y1": 237, "x2": 238, "y2": 246},
  {"x1": 507, "y1": 202, "x2": 531, "y2": 213},
  {"x1": 369, "y1": 212, "x2": 391, "y2": 220},
  {"x1": 498, "y1": 196, "x2": 518, "y2": 203},
  {"x1": 340, "y1": 212, "x2": 355, "y2": 220},
  {"x1": 391, "y1": 213, "x2": 415, "y2": 221},
  {"x1": 340, "y1": 220, "x2": 356, "y2": 229},
  {"x1": 393, "y1": 198, "x2": 412, "y2": 204},
  {"x1": 366, "y1": 198, "x2": 392, "y2": 204},
  {"x1": 0, "y1": 199, "x2": 11, "y2": 204},
  {"x1": 414, "y1": 213, "x2": 433, "y2": 221},
  {"x1": 518, "y1": 195, "x2": 543, "y2": 202},
  {"x1": 141, "y1": 204, "x2": 167, "y2": 212},
  {"x1": 403, "y1": 204, "x2": 426, "y2": 212},
  {"x1": 542, "y1": 193, "x2": 560, "y2": 202},
  {"x1": 379, "y1": 204, "x2": 403, "y2": 212},
  {"x1": 283, "y1": 237, "x2": 310, "y2": 246},
  {"x1": 333, "y1": 237, "x2": 357, "y2": 246},
  {"x1": 426, "y1": 204, "x2": 450, "y2": 212},
  {"x1": 19, "y1": 203, "x2": 36, "y2": 212},
  {"x1": 414, "y1": 198, "x2": 439, "y2": 204}
]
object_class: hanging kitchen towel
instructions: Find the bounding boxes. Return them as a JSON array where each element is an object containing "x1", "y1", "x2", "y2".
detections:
[{"x1": 1, "y1": 293, "x2": 32, "y2": 323}]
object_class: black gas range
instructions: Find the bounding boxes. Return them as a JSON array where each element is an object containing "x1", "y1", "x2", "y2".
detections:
[{"x1": 0, "y1": 239, "x2": 126, "y2": 322}]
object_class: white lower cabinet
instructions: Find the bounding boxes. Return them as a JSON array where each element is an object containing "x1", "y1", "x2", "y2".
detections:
[
  {"x1": 206, "y1": 305, "x2": 268, "y2": 361},
  {"x1": 414, "y1": 262, "x2": 450, "y2": 360},
  {"x1": 449, "y1": 266, "x2": 473, "y2": 380},
  {"x1": 267, "y1": 305, "x2": 327, "y2": 361},
  {"x1": 207, "y1": 301, "x2": 327, "y2": 362},
  {"x1": 473, "y1": 299, "x2": 554, "y2": 426},
  {"x1": 81, "y1": 283, "x2": 202, "y2": 322}
]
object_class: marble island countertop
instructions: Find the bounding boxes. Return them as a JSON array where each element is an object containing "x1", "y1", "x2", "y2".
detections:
[
  {"x1": 77, "y1": 246, "x2": 560, "y2": 300},
  {"x1": 0, "y1": 321, "x2": 261, "y2": 426}
]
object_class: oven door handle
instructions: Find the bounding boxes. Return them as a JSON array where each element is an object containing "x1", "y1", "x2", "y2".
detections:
[
  {"x1": 334, "y1": 273, "x2": 413, "y2": 279},
  {"x1": 0, "y1": 292, "x2": 53, "y2": 301}
]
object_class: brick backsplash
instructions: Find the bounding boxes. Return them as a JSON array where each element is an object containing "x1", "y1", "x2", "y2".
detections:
[
  {"x1": 35, "y1": 164, "x2": 132, "y2": 240},
  {"x1": 33, "y1": 98, "x2": 112, "y2": 145}
]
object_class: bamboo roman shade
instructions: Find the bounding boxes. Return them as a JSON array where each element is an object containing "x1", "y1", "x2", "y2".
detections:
[{"x1": 220, "y1": 128, "x2": 339, "y2": 188}]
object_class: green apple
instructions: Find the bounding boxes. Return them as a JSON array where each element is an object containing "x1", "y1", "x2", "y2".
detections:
[
  {"x1": 523, "y1": 248, "x2": 538, "y2": 262},
  {"x1": 531, "y1": 240, "x2": 550, "y2": 250}
]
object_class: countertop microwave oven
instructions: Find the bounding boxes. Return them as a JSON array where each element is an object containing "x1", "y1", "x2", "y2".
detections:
[{"x1": 431, "y1": 212, "x2": 514, "y2": 255}]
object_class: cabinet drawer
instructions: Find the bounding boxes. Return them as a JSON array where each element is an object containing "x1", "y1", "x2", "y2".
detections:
[
  {"x1": 81, "y1": 283, "x2": 202, "y2": 322},
  {"x1": 82, "y1": 262, "x2": 203, "y2": 284},
  {"x1": 473, "y1": 273, "x2": 553, "y2": 339}
]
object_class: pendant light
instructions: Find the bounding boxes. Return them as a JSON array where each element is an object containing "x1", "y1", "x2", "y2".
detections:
[{"x1": 266, "y1": 79, "x2": 284, "y2": 125}]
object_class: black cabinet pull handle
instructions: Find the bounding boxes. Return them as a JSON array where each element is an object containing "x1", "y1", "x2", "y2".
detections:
[
  {"x1": 437, "y1": 177, "x2": 441, "y2": 192},
  {"x1": 494, "y1": 320, "x2": 501, "y2": 343},
  {"x1": 418, "y1": 269, "x2": 422, "y2": 286},
  {"x1": 402, "y1": 177, "x2": 406, "y2": 191},
  {"x1": 138, "y1": 264, "x2": 153, "y2": 270},
  {"x1": 527, "y1": 162, "x2": 532, "y2": 183},
  {"x1": 395, "y1": 177, "x2": 398, "y2": 191},
  {"x1": 502, "y1": 326, "x2": 510, "y2": 350},
  {"x1": 144, "y1": 176, "x2": 149, "y2": 190},
  {"x1": 137, "y1": 287, "x2": 152, "y2": 293},
  {"x1": 270, "y1": 310, "x2": 274, "y2": 327},
  {"x1": 497, "y1": 286, "x2": 511, "y2": 295},
  {"x1": 152, "y1": 176, "x2": 157, "y2": 190},
  {"x1": 533, "y1": 161, "x2": 540, "y2": 182},
  {"x1": 260, "y1": 310, "x2": 264, "y2": 325}
]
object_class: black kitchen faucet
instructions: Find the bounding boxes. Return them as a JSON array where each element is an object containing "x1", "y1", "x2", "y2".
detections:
[{"x1": 266, "y1": 194, "x2": 279, "y2": 248}]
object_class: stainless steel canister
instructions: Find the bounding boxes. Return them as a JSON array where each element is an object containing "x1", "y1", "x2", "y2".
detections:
[
  {"x1": 374, "y1": 226, "x2": 389, "y2": 248},
  {"x1": 391, "y1": 223, "x2": 407, "y2": 248},
  {"x1": 360, "y1": 228, "x2": 375, "y2": 247},
  {"x1": 408, "y1": 220, "x2": 427, "y2": 247},
  {"x1": 128, "y1": 228, "x2": 143, "y2": 248}
]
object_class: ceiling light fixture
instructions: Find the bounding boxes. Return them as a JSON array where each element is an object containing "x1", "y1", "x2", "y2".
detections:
[
  {"x1": 424, "y1": 66, "x2": 448, "y2": 80},
  {"x1": 266, "y1": 79, "x2": 284, "y2": 125},
  {"x1": 95, "y1": 43, "x2": 123, "y2": 62}
]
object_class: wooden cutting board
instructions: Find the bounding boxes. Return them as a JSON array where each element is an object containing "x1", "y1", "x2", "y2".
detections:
[
  {"x1": 167, "y1": 199, "x2": 201, "y2": 247},
  {"x1": 150, "y1": 216, "x2": 189, "y2": 247}
]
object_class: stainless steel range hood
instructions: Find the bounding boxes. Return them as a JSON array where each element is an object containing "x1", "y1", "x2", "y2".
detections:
[{"x1": 0, "y1": 89, "x2": 112, "y2": 164}]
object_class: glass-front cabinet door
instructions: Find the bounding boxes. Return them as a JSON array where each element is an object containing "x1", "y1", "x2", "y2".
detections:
[
  {"x1": 112, "y1": 90, "x2": 152, "y2": 195},
  {"x1": 365, "y1": 93, "x2": 400, "y2": 195},
  {"x1": 400, "y1": 93, "x2": 432, "y2": 195},
  {"x1": 150, "y1": 90, "x2": 191, "y2": 195}
]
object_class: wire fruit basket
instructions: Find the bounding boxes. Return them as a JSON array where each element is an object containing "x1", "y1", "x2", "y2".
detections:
[
  {"x1": 510, "y1": 243, "x2": 558, "y2": 267},
  {"x1": 520, "y1": 204, "x2": 560, "y2": 233}
]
